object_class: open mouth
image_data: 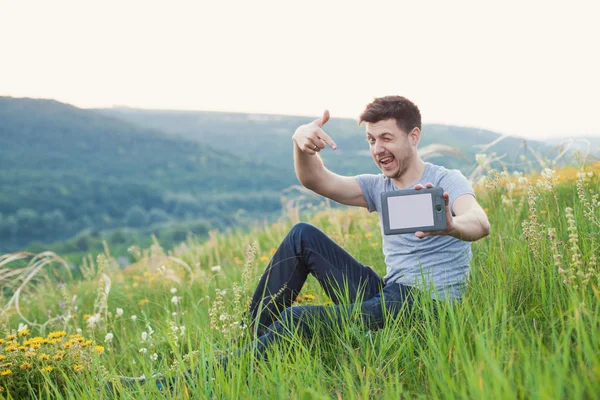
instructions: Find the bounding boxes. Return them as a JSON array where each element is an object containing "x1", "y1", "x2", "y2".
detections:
[{"x1": 379, "y1": 156, "x2": 395, "y2": 168}]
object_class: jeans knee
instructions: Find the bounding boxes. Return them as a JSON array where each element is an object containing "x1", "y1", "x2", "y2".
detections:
[
  {"x1": 289, "y1": 222, "x2": 318, "y2": 237},
  {"x1": 287, "y1": 223, "x2": 324, "y2": 248}
]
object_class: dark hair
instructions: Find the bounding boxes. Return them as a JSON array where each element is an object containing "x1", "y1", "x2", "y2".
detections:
[{"x1": 359, "y1": 95, "x2": 422, "y2": 134}]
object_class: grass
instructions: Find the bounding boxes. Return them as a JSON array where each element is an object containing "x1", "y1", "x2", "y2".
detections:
[{"x1": 1, "y1": 162, "x2": 599, "y2": 399}]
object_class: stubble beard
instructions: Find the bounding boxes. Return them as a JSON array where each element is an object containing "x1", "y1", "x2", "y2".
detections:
[{"x1": 384, "y1": 151, "x2": 413, "y2": 180}]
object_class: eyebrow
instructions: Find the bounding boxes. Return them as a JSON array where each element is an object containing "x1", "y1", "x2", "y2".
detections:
[{"x1": 366, "y1": 131, "x2": 394, "y2": 137}]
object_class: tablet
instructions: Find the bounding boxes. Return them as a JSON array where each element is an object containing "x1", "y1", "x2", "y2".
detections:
[{"x1": 381, "y1": 187, "x2": 447, "y2": 235}]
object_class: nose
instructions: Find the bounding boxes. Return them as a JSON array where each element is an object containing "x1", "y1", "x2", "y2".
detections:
[{"x1": 373, "y1": 140, "x2": 385, "y2": 155}]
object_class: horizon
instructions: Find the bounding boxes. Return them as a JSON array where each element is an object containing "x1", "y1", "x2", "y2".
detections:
[
  {"x1": 1, "y1": 0, "x2": 599, "y2": 140},
  {"x1": 5, "y1": 94, "x2": 600, "y2": 143}
]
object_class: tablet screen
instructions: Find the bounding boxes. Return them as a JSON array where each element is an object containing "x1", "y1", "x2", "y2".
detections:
[{"x1": 387, "y1": 193, "x2": 434, "y2": 229}]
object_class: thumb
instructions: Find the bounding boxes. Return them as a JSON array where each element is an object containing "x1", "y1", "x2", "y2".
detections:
[{"x1": 314, "y1": 109, "x2": 330, "y2": 127}]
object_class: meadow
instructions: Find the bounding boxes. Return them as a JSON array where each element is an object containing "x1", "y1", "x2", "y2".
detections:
[{"x1": 1, "y1": 160, "x2": 599, "y2": 399}]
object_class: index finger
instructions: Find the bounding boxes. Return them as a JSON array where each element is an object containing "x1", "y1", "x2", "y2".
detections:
[{"x1": 316, "y1": 128, "x2": 337, "y2": 150}]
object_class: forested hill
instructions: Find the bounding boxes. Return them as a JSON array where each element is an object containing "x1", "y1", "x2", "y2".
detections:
[
  {"x1": 95, "y1": 107, "x2": 556, "y2": 175},
  {"x1": 0, "y1": 97, "x2": 292, "y2": 252}
]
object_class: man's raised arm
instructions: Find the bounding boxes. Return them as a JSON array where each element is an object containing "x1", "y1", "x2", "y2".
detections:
[{"x1": 292, "y1": 110, "x2": 368, "y2": 208}]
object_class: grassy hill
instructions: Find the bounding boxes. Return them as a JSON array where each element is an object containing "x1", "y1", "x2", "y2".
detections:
[
  {"x1": 0, "y1": 162, "x2": 599, "y2": 398},
  {"x1": 0, "y1": 97, "x2": 292, "y2": 253}
]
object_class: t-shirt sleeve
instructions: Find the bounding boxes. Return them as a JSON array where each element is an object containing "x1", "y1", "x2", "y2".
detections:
[
  {"x1": 354, "y1": 174, "x2": 379, "y2": 213},
  {"x1": 437, "y1": 169, "x2": 475, "y2": 215}
]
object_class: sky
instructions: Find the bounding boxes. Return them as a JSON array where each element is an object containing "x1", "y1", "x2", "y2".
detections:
[{"x1": 1, "y1": 0, "x2": 599, "y2": 140}]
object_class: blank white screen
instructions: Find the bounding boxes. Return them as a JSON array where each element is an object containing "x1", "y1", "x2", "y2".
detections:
[{"x1": 387, "y1": 193, "x2": 434, "y2": 229}]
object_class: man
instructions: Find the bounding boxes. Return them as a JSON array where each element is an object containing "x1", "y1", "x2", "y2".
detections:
[
  {"x1": 112, "y1": 95, "x2": 490, "y2": 393},
  {"x1": 245, "y1": 95, "x2": 490, "y2": 343}
]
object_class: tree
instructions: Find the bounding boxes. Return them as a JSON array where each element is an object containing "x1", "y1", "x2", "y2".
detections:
[{"x1": 125, "y1": 206, "x2": 149, "y2": 228}]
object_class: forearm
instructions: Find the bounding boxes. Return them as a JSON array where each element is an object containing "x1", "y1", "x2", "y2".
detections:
[
  {"x1": 450, "y1": 208, "x2": 491, "y2": 242},
  {"x1": 293, "y1": 140, "x2": 326, "y2": 189}
]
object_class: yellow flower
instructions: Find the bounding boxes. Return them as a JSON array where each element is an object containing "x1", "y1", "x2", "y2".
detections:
[
  {"x1": 269, "y1": 248, "x2": 276, "y2": 255},
  {"x1": 371, "y1": 242, "x2": 378, "y2": 247},
  {"x1": 95, "y1": 345, "x2": 104, "y2": 354},
  {"x1": 365, "y1": 232, "x2": 373, "y2": 238},
  {"x1": 0, "y1": 369, "x2": 12, "y2": 376},
  {"x1": 324, "y1": 301, "x2": 333, "y2": 306},
  {"x1": 41, "y1": 366, "x2": 53, "y2": 373},
  {"x1": 18, "y1": 346, "x2": 27, "y2": 352},
  {"x1": 260, "y1": 256, "x2": 269, "y2": 262},
  {"x1": 138, "y1": 298, "x2": 149, "y2": 306},
  {"x1": 62, "y1": 342, "x2": 72, "y2": 349},
  {"x1": 83, "y1": 314, "x2": 91, "y2": 321},
  {"x1": 82, "y1": 340, "x2": 92, "y2": 348},
  {"x1": 4, "y1": 346, "x2": 17, "y2": 353},
  {"x1": 5, "y1": 334, "x2": 16, "y2": 341},
  {"x1": 0, "y1": 339, "x2": 4, "y2": 345},
  {"x1": 24, "y1": 352, "x2": 35, "y2": 358},
  {"x1": 18, "y1": 328, "x2": 29, "y2": 337},
  {"x1": 39, "y1": 353, "x2": 50, "y2": 361},
  {"x1": 19, "y1": 362, "x2": 32, "y2": 370},
  {"x1": 294, "y1": 296, "x2": 304, "y2": 303},
  {"x1": 48, "y1": 331, "x2": 66, "y2": 339},
  {"x1": 74, "y1": 365, "x2": 84, "y2": 372},
  {"x1": 0, "y1": 386, "x2": 4, "y2": 392},
  {"x1": 0, "y1": 356, "x2": 5, "y2": 361},
  {"x1": 53, "y1": 354, "x2": 63, "y2": 361},
  {"x1": 303, "y1": 294, "x2": 316, "y2": 300}
]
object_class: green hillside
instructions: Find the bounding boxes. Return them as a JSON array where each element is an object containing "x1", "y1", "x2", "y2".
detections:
[
  {"x1": 95, "y1": 107, "x2": 559, "y2": 174},
  {"x1": 0, "y1": 97, "x2": 292, "y2": 253}
]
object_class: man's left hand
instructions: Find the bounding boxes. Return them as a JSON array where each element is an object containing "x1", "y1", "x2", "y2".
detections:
[{"x1": 413, "y1": 182, "x2": 456, "y2": 239}]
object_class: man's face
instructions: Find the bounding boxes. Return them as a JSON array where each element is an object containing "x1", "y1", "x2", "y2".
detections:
[{"x1": 365, "y1": 119, "x2": 417, "y2": 180}]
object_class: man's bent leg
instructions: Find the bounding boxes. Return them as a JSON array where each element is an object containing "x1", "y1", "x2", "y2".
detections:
[
  {"x1": 248, "y1": 222, "x2": 383, "y2": 336},
  {"x1": 245, "y1": 282, "x2": 416, "y2": 362}
]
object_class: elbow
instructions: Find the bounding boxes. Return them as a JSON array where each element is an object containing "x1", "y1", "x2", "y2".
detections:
[{"x1": 481, "y1": 220, "x2": 491, "y2": 238}]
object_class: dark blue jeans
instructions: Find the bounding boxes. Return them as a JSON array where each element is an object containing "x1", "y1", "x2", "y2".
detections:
[
  {"x1": 243, "y1": 222, "x2": 416, "y2": 359},
  {"x1": 156, "y1": 223, "x2": 418, "y2": 390}
]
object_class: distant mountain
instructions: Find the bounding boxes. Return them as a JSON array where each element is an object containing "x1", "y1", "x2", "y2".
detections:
[
  {"x1": 95, "y1": 107, "x2": 560, "y2": 176},
  {"x1": 1, "y1": 96, "x2": 580, "y2": 253},
  {"x1": 0, "y1": 97, "x2": 292, "y2": 251}
]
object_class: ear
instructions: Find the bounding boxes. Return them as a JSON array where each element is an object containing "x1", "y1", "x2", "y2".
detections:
[{"x1": 409, "y1": 127, "x2": 421, "y2": 146}]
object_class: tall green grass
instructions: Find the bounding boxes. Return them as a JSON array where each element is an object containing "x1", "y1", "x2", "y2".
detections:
[{"x1": 1, "y1": 165, "x2": 599, "y2": 399}]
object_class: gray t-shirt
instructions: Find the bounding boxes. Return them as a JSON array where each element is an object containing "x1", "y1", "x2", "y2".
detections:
[{"x1": 355, "y1": 162, "x2": 475, "y2": 300}]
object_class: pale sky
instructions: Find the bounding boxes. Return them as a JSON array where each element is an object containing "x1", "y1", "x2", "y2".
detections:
[{"x1": 1, "y1": 0, "x2": 599, "y2": 139}]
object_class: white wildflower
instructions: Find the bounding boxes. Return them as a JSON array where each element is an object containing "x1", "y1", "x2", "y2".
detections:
[
  {"x1": 475, "y1": 153, "x2": 488, "y2": 168},
  {"x1": 139, "y1": 348, "x2": 148, "y2": 354},
  {"x1": 170, "y1": 288, "x2": 177, "y2": 294},
  {"x1": 219, "y1": 314, "x2": 228, "y2": 321},
  {"x1": 171, "y1": 296, "x2": 180, "y2": 305},
  {"x1": 116, "y1": 308, "x2": 124, "y2": 317},
  {"x1": 87, "y1": 314, "x2": 101, "y2": 327},
  {"x1": 151, "y1": 353, "x2": 158, "y2": 361},
  {"x1": 179, "y1": 326, "x2": 185, "y2": 336},
  {"x1": 211, "y1": 265, "x2": 222, "y2": 272},
  {"x1": 17, "y1": 323, "x2": 28, "y2": 334},
  {"x1": 141, "y1": 332, "x2": 148, "y2": 342},
  {"x1": 131, "y1": 315, "x2": 137, "y2": 321},
  {"x1": 76, "y1": 328, "x2": 82, "y2": 334},
  {"x1": 105, "y1": 332, "x2": 114, "y2": 342}
]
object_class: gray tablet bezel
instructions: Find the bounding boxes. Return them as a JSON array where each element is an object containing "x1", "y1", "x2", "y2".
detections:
[{"x1": 381, "y1": 187, "x2": 447, "y2": 235}]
